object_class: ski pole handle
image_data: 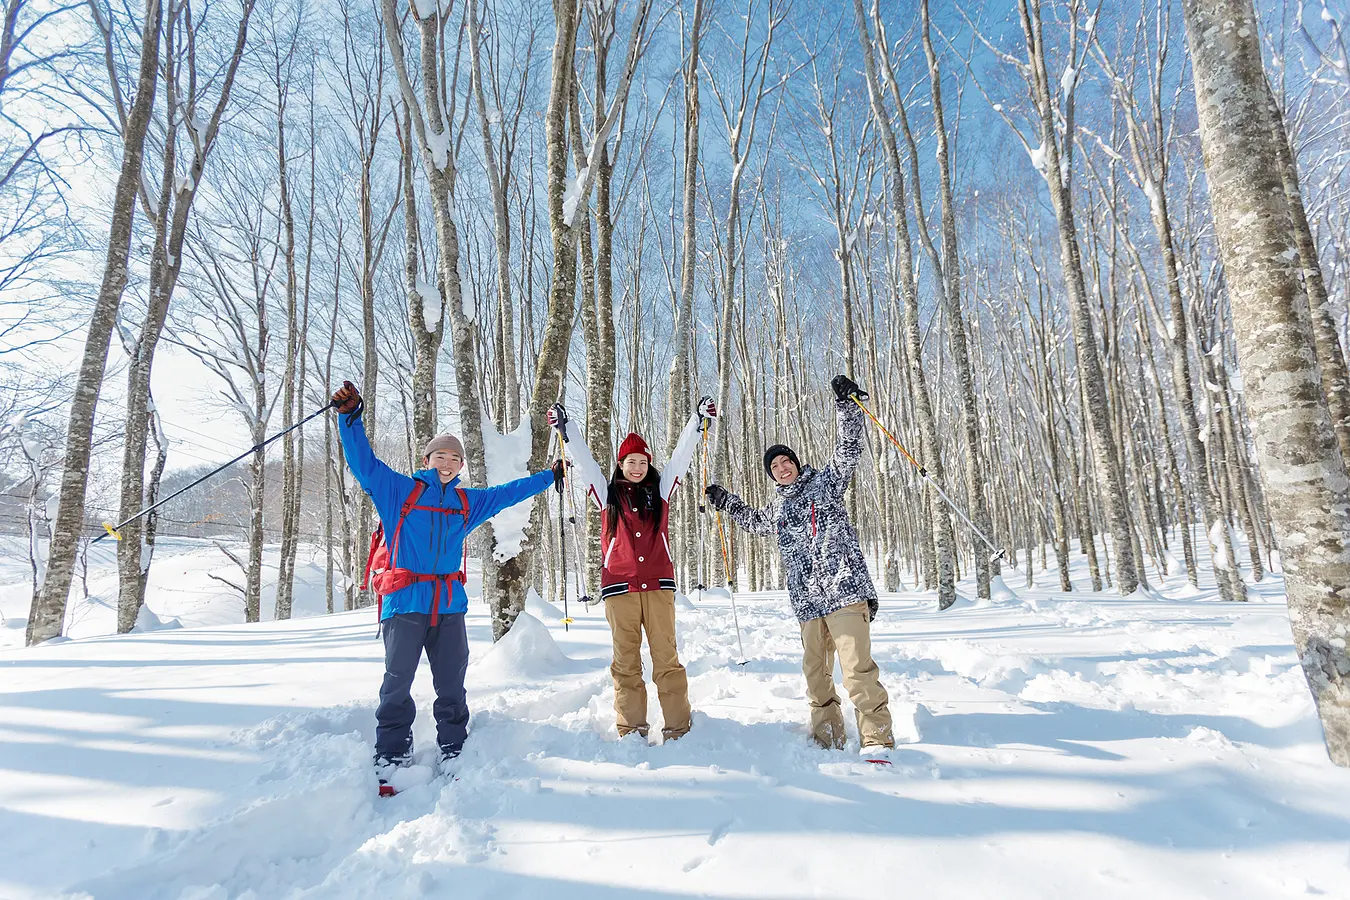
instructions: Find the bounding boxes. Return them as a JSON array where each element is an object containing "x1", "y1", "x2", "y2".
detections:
[
  {"x1": 697, "y1": 396, "x2": 718, "y2": 421},
  {"x1": 547, "y1": 402, "x2": 569, "y2": 439}
]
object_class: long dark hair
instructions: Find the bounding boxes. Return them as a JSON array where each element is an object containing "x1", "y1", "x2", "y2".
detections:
[{"x1": 605, "y1": 464, "x2": 663, "y2": 541}]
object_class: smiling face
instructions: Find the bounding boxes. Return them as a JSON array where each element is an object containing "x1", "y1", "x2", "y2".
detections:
[
  {"x1": 425, "y1": 448, "x2": 464, "y2": 484},
  {"x1": 619, "y1": 453, "x2": 649, "y2": 483},
  {"x1": 769, "y1": 454, "x2": 800, "y2": 486}
]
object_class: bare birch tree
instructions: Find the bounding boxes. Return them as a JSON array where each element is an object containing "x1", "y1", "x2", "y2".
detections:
[
  {"x1": 29, "y1": 0, "x2": 162, "y2": 645},
  {"x1": 665, "y1": 0, "x2": 706, "y2": 459},
  {"x1": 1182, "y1": 0, "x2": 1350, "y2": 766},
  {"x1": 853, "y1": 0, "x2": 956, "y2": 609},
  {"x1": 970, "y1": 0, "x2": 1139, "y2": 594}
]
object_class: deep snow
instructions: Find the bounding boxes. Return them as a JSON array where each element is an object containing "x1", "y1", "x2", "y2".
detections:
[{"x1": 2, "y1": 535, "x2": 1350, "y2": 899}]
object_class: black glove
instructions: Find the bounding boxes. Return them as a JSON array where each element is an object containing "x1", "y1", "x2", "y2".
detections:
[
  {"x1": 332, "y1": 379, "x2": 362, "y2": 414},
  {"x1": 705, "y1": 484, "x2": 730, "y2": 510},
  {"x1": 551, "y1": 459, "x2": 566, "y2": 492},
  {"x1": 697, "y1": 396, "x2": 718, "y2": 420},
  {"x1": 546, "y1": 402, "x2": 569, "y2": 436},
  {"x1": 832, "y1": 374, "x2": 868, "y2": 403}
]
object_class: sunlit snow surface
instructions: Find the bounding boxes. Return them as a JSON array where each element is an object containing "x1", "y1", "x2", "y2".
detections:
[{"x1": 1, "y1": 533, "x2": 1348, "y2": 899}]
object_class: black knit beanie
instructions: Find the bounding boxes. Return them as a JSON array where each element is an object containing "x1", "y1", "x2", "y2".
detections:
[{"x1": 763, "y1": 444, "x2": 800, "y2": 477}]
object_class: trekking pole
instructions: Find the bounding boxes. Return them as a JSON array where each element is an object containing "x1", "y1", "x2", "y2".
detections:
[
  {"x1": 696, "y1": 421, "x2": 711, "y2": 600},
  {"x1": 94, "y1": 401, "x2": 336, "y2": 543},
  {"x1": 551, "y1": 405, "x2": 595, "y2": 615},
  {"x1": 558, "y1": 434, "x2": 593, "y2": 612},
  {"x1": 716, "y1": 506, "x2": 747, "y2": 666},
  {"x1": 553, "y1": 429, "x2": 572, "y2": 630},
  {"x1": 701, "y1": 407, "x2": 747, "y2": 666},
  {"x1": 850, "y1": 396, "x2": 1007, "y2": 565}
]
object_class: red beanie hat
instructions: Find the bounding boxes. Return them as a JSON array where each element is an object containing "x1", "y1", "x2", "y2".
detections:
[{"x1": 617, "y1": 432, "x2": 652, "y2": 462}]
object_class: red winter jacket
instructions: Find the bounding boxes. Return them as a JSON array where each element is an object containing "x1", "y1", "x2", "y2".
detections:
[
  {"x1": 600, "y1": 484, "x2": 677, "y2": 598},
  {"x1": 556, "y1": 413, "x2": 704, "y2": 600}
]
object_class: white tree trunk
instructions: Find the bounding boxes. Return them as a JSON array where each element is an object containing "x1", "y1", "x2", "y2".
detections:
[
  {"x1": 29, "y1": 0, "x2": 162, "y2": 646},
  {"x1": 1183, "y1": 0, "x2": 1350, "y2": 767},
  {"x1": 666, "y1": 0, "x2": 705, "y2": 457}
]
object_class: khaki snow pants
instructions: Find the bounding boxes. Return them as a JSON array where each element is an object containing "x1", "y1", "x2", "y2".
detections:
[
  {"x1": 605, "y1": 589, "x2": 691, "y2": 740},
  {"x1": 800, "y1": 601, "x2": 894, "y2": 749}
]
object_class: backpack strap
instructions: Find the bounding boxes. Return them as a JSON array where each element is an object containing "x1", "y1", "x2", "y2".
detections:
[
  {"x1": 456, "y1": 487, "x2": 470, "y2": 579},
  {"x1": 388, "y1": 481, "x2": 428, "y2": 573},
  {"x1": 407, "y1": 488, "x2": 471, "y2": 522}
]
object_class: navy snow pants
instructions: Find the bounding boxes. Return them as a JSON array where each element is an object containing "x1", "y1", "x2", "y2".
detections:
[{"x1": 375, "y1": 612, "x2": 470, "y2": 761}]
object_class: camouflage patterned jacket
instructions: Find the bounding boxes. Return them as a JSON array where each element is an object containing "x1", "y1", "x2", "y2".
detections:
[{"x1": 723, "y1": 400, "x2": 879, "y2": 623}]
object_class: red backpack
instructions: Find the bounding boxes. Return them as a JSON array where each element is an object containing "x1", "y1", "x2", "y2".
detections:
[{"x1": 361, "y1": 482, "x2": 471, "y2": 626}]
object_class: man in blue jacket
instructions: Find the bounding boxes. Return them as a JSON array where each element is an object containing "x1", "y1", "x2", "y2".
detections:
[{"x1": 331, "y1": 380, "x2": 561, "y2": 776}]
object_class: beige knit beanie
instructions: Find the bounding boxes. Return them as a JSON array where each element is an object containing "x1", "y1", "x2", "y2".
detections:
[{"x1": 423, "y1": 433, "x2": 465, "y2": 460}]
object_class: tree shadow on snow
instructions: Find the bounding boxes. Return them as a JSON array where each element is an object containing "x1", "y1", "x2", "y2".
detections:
[
  {"x1": 920, "y1": 700, "x2": 1317, "y2": 755},
  {"x1": 455, "y1": 706, "x2": 1350, "y2": 856}
]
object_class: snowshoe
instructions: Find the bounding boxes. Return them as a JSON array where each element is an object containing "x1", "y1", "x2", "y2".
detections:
[{"x1": 860, "y1": 745, "x2": 894, "y2": 767}]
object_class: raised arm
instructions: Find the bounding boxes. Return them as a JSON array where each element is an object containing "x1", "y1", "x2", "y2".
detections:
[
  {"x1": 820, "y1": 399, "x2": 866, "y2": 496},
  {"x1": 660, "y1": 405, "x2": 708, "y2": 502},
  {"x1": 464, "y1": 470, "x2": 554, "y2": 529},
  {"x1": 820, "y1": 376, "x2": 869, "y2": 496},
  {"x1": 334, "y1": 383, "x2": 413, "y2": 518},
  {"x1": 549, "y1": 404, "x2": 608, "y2": 510}
]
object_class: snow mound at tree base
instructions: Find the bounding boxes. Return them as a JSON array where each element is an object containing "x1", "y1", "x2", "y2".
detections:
[
  {"x1": 471, "y1": 612, "x2": 593, "y2": 683},
  {"x1": 943, "y1": 594, "x2": 984, "y2": 611},
  {"x1": 988, "y1": 574, "x2": 1018, "y2": 602},
  {"x1": 675, "y1": 591, "x2": 699, "y2": 611},
  {"x1": 133, "y1": 604, "x2": 183, "y2": 632},
  {"x1": 523, "y1": 589, "x2": 564, "y2": 621},
  {"x1": 943, "y1": 576, "x2": 1019, "y2": 611}
]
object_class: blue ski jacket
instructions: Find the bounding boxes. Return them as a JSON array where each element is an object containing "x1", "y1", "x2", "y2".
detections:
[{"x1": 339, "y1": 413, "x2": 552, "y2": 619}]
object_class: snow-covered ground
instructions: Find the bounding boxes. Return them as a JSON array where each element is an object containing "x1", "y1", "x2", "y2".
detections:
[
  {"x1": 2, "y1": 536, "x2": 1350, "y2": 899},
  {"x1": 0, "y1": 536, "x2": 337, "y2": 649}
]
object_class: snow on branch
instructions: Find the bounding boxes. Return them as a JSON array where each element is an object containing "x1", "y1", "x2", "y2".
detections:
[{"x1": 559, "y1": 0, "x2": 654, "y2": 231}]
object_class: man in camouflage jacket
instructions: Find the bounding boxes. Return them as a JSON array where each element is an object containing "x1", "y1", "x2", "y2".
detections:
[{"x1": 707, "y1": 375, "x2": 895, "y2": 752}]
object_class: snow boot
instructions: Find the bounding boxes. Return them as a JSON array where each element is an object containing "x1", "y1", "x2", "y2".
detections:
[{"x1": 374, "y1": 752, "x2": 412, "y2": 797}]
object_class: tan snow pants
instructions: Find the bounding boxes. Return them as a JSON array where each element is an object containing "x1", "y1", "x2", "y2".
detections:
[
  {"x1": 800, "y1": 601, "x2": 894, "y2": 749},
  {"x1": 605, "y1": 589, "x2": 691, "y2": 740}
]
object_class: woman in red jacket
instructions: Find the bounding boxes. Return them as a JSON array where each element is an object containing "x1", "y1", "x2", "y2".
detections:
[{"x1": 548, "y1": 400, "x2": 713, "y2": 741}]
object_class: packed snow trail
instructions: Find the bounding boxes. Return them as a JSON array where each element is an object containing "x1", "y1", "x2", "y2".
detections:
[{"x1": 2, "y1": 544, "x2": 1350, "y2": 898}]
